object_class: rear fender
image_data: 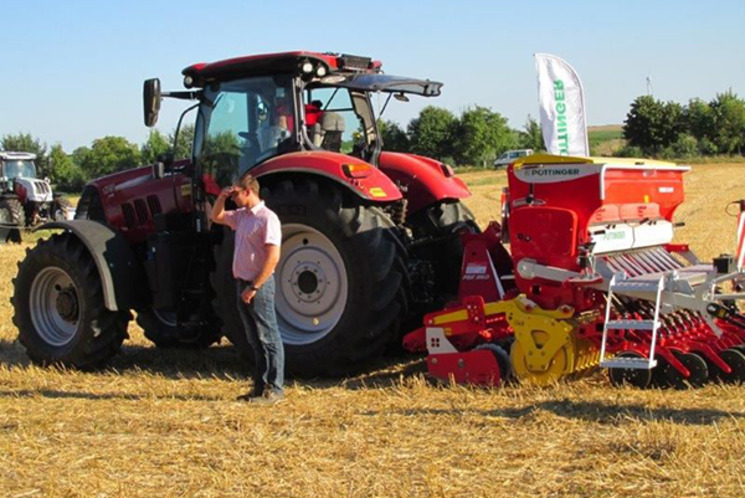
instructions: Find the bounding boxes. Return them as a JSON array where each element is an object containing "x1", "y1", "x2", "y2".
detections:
[
  {"x1": 379, "y1": 152, "x2": 471, "y2": 213},
  {"x1": 251, "y1": 151, "x2": 402, "y2": 202},
  {"x1": 35, "y1": 220, "x2": 146, "y2": 311}
]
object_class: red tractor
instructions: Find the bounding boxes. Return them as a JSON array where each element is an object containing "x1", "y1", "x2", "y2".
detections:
[{"x1": 12, "y1": 51, "x2": 475, "y2": 375}]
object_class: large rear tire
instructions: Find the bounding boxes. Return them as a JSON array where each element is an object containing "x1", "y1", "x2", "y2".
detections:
[
  {"x1": 213, "y1": 177, "x2": 408, "y2": 377},
  {"x1": 11, "y1": 232, "x2": 130, "y2": 368}
]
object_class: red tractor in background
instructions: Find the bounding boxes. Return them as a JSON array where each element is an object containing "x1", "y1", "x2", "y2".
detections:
[{"x1": 12, "y1": 51, "x2": 476, "y2": 375}]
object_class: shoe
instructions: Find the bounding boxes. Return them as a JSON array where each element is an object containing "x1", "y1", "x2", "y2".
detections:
[
  {"x1": 245, "y1": 390, "x2": 285, "y2": 405},
  {"x1": 263, "y1": 390, "x2": 285, "y2": 404},
  {"x1": 236, "y1": 389, "x2": 264, "y2": 402}
]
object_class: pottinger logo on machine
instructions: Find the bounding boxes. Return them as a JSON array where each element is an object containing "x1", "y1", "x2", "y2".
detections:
[{"x1": 515, "y1": 164, "x2": 600, "y2": 183}]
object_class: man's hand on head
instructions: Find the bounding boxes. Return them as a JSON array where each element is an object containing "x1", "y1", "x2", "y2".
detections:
[{"x1": 220, "y1": 186, "x2": 238, "y2": 199}]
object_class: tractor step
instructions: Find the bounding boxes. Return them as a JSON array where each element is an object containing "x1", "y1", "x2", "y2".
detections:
[{"x1": 600, "y1": 357, "x2": 657, "y2": 369}]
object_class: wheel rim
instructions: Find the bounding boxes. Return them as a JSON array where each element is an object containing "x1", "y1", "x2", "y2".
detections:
[
  {"x1": 29, "y1": 267, "x2": 81, "y2": 347},
  {"x1": 275, "y1": 223, "x2": 348, "y2": 346}
]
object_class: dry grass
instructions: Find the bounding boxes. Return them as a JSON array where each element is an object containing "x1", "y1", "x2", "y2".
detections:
[{"x1": 2, "y1": 164, "x2": 745, "y2": 497}]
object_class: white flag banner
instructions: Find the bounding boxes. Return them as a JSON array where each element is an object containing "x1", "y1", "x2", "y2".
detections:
[{"x1": 534, "y1": 53, "x2": 589, "y2": 157}]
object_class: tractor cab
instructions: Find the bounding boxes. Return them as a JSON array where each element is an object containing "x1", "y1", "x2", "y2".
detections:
[
  {"x1": 0, "y1": 152, "x2": 38, "y2": 182},
  {"x1": 148, "y1": 52, "x2": 442, "y2": 189}
]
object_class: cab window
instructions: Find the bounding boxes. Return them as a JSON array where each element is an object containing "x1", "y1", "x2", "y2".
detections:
[{"x1": 304, "y1": 87, "x2": 365, "y2": 154}]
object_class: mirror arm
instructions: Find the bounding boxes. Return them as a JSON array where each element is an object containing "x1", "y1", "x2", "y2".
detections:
[{"x1": 162, "y1": 91, "x2": 200, "y2": 101}]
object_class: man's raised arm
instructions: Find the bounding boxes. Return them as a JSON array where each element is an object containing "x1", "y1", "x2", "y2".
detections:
[{"x1": 211, "y1": 187, "x2": 235, "y2": 226}]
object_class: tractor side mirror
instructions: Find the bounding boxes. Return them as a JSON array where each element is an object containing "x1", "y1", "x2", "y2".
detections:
[{"x1": 143, "y1": 78, "x2": 162, "y2": 127}]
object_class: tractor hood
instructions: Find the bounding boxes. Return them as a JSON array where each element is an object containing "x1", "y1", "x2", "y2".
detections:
[{"x1": 15, "y1": 177, "x2": 53, "y2": 203}]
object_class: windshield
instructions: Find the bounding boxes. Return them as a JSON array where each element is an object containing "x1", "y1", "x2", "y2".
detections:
[
  {"x1": 3, "y1": 159, "x2": 37, "y2": 179},
  {"x1": 194, "y1": 75, "x2": 296, "y2": 187}
]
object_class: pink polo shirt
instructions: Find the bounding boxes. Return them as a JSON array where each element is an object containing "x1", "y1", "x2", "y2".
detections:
[{"x1": 223, "y1": 201, "x2": 282, "y2": 281}]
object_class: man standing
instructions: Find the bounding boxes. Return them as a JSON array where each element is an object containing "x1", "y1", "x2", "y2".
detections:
[{"x1": 211, "y1": 175, "x2": 284, "y2": 403}]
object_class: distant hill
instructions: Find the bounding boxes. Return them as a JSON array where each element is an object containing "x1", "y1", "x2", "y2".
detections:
[{"x1": 588, "y1": 124, "x2": 624, "y2": 156}]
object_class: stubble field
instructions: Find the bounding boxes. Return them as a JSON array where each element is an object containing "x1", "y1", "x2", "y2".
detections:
[{"x1": 1, "y1": 164, "x2": 745, "y2": 497}]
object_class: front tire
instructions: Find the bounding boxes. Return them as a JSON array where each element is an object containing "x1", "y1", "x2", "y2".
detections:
[
  {"x1": 0, "y1": 197, "x2": 25, "y2": 243},
  {"x1": 52, "y1": 196, "x2": 73, "y2": 221},
  {"x1": 11, "y1": 232, "x2": 130, "y2": 368}
]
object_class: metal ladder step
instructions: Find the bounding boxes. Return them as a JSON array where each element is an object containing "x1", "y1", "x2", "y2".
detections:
[
  {"x1": 610, "y1": 280, "x2": 663, "y2": 293},
  {"x1": 605, "y1": 319, "x2": 658, "y2": 331},
  {"x1": 599, "y1": 273, "x2": 665, "y2": 371},
  {"x1": 600, "y1": 357, "x2": 657, "y2": 369}
]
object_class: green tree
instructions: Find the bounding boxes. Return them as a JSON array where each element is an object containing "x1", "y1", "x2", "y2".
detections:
[
  {"x1": 378, "y1": 120, "x2": 409, "y2": 152},
  {"x1": 684, "y1": 98, "x2": 715, "y2": 144},
  {"x1": 1, "y1": 132, "x2": 49, "y2": 176},
  {"x1": 623, "y1": 96, "x2": 683, "y2": 154},
  {"x1": 452, "y1": 106, "x2": 516, "y2": 167},
  {"x1": 169, "y1": 123, "x2": 195, "y2": 160},
  {"x1": 49, "y1": 144, "x2": 87, "y2": 191},
  {"x1": 407, "y1": 106, "x2": 456, "y2": 160},
  {"x1": 710, "y1": 90, "x2": 745, "y2": 154},
  {"x1": 518, "y1": 115, "x2": 544, "y2": 151},
  {"x1": 76, "y1": 136, "x2": 141, "y2": 178},
  {"x1": 141, "y1": 129, "x2": 171, "y2": 164}
]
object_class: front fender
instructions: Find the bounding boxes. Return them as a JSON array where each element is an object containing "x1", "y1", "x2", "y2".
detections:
[
  {"x1": 252, "y1": 151, "x2": 402, "y2": 202},
  {"x1": 379, "y1": 152, "x2": 471, "y2": 213},
  {"x1": 35, "y1": 220, "x2": 146, "y2": 311}
]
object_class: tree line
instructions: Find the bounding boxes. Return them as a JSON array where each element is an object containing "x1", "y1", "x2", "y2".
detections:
[
  {"x1": 3, "y1": 90, "x2": 743, "y2": 192},
  {"x1": 380, "y1": 106, "x2": 542, "y2": 166},
  {"x1": 622, "y1": 90, "x2": 745, "y2": 158},
  {"x1": 1, "y1": 127, "x2": 194, "y2": 191},
  {"x1": 1, "y1": 106, "x2": 540, "y2": 192}
]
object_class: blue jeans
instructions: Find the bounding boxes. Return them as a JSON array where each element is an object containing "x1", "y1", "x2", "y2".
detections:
[{"x1": 235, "y1": 275, "x2": 284, "y2": 394}]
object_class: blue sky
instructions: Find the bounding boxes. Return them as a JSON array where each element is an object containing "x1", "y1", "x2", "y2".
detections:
[{"x1": 1, "y1": 0, "x2": 744, "y2": 151}]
